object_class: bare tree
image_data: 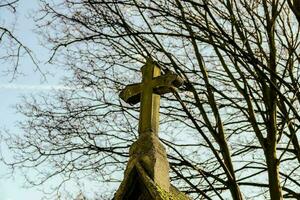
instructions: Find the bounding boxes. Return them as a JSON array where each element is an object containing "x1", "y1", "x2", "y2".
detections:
[
  {"x1": 2, "y1": 0, "x2": 300, "y2": 199},
  {"x1": 0, "y1": 0, "x2": 38, "y2": 77}
]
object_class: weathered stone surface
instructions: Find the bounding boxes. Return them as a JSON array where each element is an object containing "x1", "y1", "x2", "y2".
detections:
[
  {"x1": 129, "y1": 133, "x2": 170, "y2": 192},
  {"x1": 113, "y1": 158, "x2": 190, "y2": 200},
  {"x1": 74, "y1": 193, "x2": 87, "y2": 200},
  {"x1": 114, "y1": 58, "x2": 189, "y2": 200}
]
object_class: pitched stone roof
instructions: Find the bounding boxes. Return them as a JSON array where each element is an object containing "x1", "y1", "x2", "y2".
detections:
[
  {"x1": 113, "y1": 134, "x2": 190, "y2": 200},
  {"x1": 75, "y1": 193, "x2": 87, "y2": 200}
]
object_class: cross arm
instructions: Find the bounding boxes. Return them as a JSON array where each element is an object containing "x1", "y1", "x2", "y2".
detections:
[
  {"x1": 119, "y1": 83, "x2": 142, "y2": 105},
  {"x1": 152, "y1": 72, "x2": 184, "y2": 95}
]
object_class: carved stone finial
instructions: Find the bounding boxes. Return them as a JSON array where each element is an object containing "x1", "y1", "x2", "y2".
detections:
[{"x1": 114, "y1": 58, "x2": 189, "y2": 200}]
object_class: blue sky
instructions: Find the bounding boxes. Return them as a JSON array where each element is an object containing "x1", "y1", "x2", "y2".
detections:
[
  {"x1": 0, "y1": 1, "x2": 64, "y2": 199},
  {"x1": 0, "y1": 2, "x2": 120, "y2": 199}
]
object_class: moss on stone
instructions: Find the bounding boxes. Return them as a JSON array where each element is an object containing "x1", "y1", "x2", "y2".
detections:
[{"x1": 135, "y1": 162, "x2": 190, "y2": 200}]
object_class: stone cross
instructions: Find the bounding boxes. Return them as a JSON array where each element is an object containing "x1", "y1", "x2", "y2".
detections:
[
  {"x1": 114, "y1": 58, "x2": 188, "y2": 199},
  {"x1": 120, "y1": 58, "x2": 184, "y2": 135}
]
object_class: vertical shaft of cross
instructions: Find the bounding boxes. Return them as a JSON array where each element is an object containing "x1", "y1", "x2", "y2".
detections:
[{"x1": 138, "y1": 59, "x2": 161, "y2": 135}]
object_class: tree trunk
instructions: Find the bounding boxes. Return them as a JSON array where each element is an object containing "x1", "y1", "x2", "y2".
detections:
[
  {"x1": 219, "y1": 137, "x2": 244, "y2": 200},
  {"x1": 265, "y1": 145, "x2": 283, "y2": 200}
]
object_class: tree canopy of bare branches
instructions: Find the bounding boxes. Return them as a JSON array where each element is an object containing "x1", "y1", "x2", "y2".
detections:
[
  {"x1": 0, "y1": 0, "x2": 39, "y2": 77},
  {"x1": 2, "y1": 0, "x2": 300, "y2": 199}
]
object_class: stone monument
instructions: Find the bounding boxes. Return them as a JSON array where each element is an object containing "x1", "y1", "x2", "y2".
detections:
[{"x1": 113, "y1": 58, "x2": 190, "y2": 200}]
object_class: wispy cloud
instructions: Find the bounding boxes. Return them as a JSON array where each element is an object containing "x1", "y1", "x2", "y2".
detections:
[{"x1": 0, "y1": 84, "x2": 75, "y2": 91}]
